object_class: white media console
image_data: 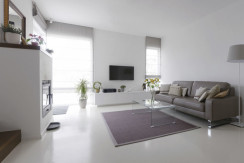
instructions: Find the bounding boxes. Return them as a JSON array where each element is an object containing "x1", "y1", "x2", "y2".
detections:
[{"x1": 95, "y1": 91, "x2": 151, "y2": 106}]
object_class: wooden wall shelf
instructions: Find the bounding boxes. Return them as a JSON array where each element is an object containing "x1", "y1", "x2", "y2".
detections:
[{"x1": 0, "y1": 43, "x2": 40, "y2": 50}]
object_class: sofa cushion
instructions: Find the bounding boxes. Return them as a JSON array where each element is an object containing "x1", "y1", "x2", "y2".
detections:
[
  {"x1": 214, "y1": 89, "x2": 229, "y2": 98},
  {"x1": 173, "y1": 97, "x2": 205, "y2": 112},
  {"x1": 190, "y1": 81, "x2": 230, "y2": 97},
  {"x1": 160, "y1": 84, "x2": 171, "y2": 93},
  {"x1": 194, "y1": 87, "x2": 208, "y2": 100},
  {"x1": 198, "y1": 91, "x2": 209, "y2": 102},
  {"x1": 155, "y1": 94, "x2": 177, "y2": 104},
  {"x1": 181, "y1": 88, "x2": 188, "y2": 97},
  {"x1": 206, "y1": 85, "x2": 220, "y2": 99},
  {"x1": 168, "y1": 85, "x2": 182, "y2": 96},
  {"x1": 172, "y1": 81, "x2": 194, "y2": 96}
]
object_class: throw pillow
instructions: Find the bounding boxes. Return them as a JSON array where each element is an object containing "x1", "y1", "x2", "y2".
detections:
[
  {"x1": 168, "y1": 86, "x2": 182, "y2": 96},
  {"x1": 181, "y1": 88, "x2": 188, "y2": 97},
  {"x1": 160, "y1": 84, "x2": 171, "y2": 93},
  {"x1": 194, "y1": 87, "x2": 207, "y2": 100},
  {"x1": 206, "y1": 85, "x2": 221, "y2": 99},
  {"x1": 214, "y1": 89, "x2": 229, "y2": 98},
  {"x1": 198, "y1": 91, "x2": 209, "y2": 102}
]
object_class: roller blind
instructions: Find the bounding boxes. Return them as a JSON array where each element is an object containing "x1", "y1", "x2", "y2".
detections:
[
  {"x1": 47, "y1": 22, "x2": 93, "y2": 91},
  {"x1": 145, "y1": 36, "x2": 161, "y2": 78}
]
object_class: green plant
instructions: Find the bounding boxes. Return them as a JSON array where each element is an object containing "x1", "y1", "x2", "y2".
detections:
[
  {"x1": 120, "y1": 85, "x2": 126, "y2": 89},
  {"x1": 93, "y1": 81, "x2": 101, "y2": 90},
  {"x1": 26, "y1": 34, "x2": 45, "y2": 45},
  {"x1": 1, "y1": 24, "x2": 22, "y2": 34},
  {"x1": 76, "y1": 79, "x2": 88, "y2": 99}
]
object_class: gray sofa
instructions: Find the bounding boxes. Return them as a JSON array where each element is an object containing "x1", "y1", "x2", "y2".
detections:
[{"x1": 155, "y1": 81, "x2": 238, "y2": 128}]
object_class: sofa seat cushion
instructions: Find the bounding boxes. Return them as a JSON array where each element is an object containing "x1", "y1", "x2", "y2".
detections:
[
  {"x1": 173, "y1": 97, "x2": 205, "y2": 112},
  {"x1": 155, "y1": 94, "x2": 177, "y2": 104}
]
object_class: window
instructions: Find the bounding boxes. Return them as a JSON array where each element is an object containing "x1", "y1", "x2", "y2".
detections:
[
  {"x1": 48, "y1": 35, "x2": 93, "y2": 91},
  {"x1": 146, "y1": 37, "x2": 161, "y2": 78},
  {"x1": 146, "y1": 48, "x2": 161, "y2": 77}
]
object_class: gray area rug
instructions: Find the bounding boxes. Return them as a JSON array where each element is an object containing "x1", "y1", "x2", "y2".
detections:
[
  {"x1": 102, "y1": 109, "x2": 199, "y2": 147},
  {"x1": 53, "y1": 105, "x2": 69, "y2": 115}
]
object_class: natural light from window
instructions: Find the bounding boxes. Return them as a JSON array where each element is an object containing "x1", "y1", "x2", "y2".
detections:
[
  {"x1": 146, "y1": 48, "x2": 161, "y2": 77},
  {"x1": 48, "y1": 36, "x2": 93, "y2": 91}
]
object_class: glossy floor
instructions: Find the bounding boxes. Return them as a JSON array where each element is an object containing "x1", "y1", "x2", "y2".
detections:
[{"x1": 3, "y1": 104, "x2": 244, "y2": 163}]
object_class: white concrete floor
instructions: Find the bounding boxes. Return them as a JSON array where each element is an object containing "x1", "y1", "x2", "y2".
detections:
[{"x1": 3, "y1": 104, "x2": 244, "y2": 163}]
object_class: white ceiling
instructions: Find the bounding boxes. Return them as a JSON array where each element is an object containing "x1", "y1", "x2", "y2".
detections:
[{"x1": 34, "y1": 0, "x2": 239, "y2": 37}]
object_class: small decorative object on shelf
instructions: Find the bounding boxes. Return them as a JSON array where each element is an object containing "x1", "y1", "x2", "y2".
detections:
[
  {"x1": 1, "y1": 24, "x2": 22, "y2": 44},
  {"x1": 142, "y1": 83, "x2": 146, "y2": 90},
  {"x1": 144, "y1": 78, "x2": 160, "y2": 104},
  {"x1": 120, "y1": 85, "x2": 126, "y2": 92},
  {"x1": 93, "y1": 81, "x2": 102, "y2": 93},
  {"x1": 118, "y1": 89, "x2": 121, "y2": 92},
  {"x1": 76, "y1": 79, "x2": 88, "y2": 109},
  {"x1": 26, "y1": 34, "x2": 45, "y2": 46},
  {"x1": 46, "y1": 48, "x2": 54, "y2": 54}
]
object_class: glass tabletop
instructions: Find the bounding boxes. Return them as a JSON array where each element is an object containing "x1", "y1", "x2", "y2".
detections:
[{"x1": 133, "y1": 99, "x2": 175, "y2": 110}]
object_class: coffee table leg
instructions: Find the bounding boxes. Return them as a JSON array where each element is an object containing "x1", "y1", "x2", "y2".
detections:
[{"x1": 150, "y1": 110, "x2": 177, "y2": 128}]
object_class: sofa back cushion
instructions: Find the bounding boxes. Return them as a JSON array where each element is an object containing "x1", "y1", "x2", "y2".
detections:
[
  {"x1": 172, "y1": 81, "x2": 194, "y2": 96},
  {"x1": 190, "y1": 81, "x2": 230, "y2": 97}
]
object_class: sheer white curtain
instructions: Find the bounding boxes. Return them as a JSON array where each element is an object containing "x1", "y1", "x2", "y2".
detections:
[
  {"x1": 47, "y1": 22, "x2": 93, "y2": 92},
  {"x1": 145, "y1": 36, "x2": 161, "y2": 78}
]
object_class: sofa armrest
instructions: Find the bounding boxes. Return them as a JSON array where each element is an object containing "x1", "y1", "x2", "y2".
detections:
[{"x1": 205, "y1": 96, "x2": 238, "y2": 121}]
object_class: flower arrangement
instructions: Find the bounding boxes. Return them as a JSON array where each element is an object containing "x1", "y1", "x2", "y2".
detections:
[
  {"x1": 27, "y1": 34, "x2": 45, "y2": 46},
  {"x1": 144, "y1": 78, "x2": 160, "y2": 90},
  {"x1": 93, "y1": 81, "x2": 102, "y2": 93},
  {"x1": 1, "y1": 24, "x2": 22, "y2": 34},
  {"x1": 144, "y1": 78, "x2": 160, "y2": 104}
]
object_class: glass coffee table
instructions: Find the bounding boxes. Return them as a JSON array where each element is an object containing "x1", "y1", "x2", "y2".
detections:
[{"x1": 132, "y1": 99, "x2": 176, "y2": 127}]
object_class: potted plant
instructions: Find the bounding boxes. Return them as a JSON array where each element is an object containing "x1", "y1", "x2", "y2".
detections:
[
  {"x1": 93, "y1": 81, "x2": 101, "y2": 93},
  {"x1": 1, "y1": 24, "x2": 22, "y2": 44},
  {"x1": 76, "y1": 79, "x2": 88, "y2": 108},
  {"x1": 26, "y1": 34, "x2": 45, "y2": 46},
  {"x1": 120, "y1": 85, "x2": 126, "y2": 92}
]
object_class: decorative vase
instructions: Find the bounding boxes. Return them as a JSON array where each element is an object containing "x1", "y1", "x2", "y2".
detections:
[
  {"x1": 79, "y1": 98, "x2": 87, "y2": 108},
  {"x1": 5, "y1": 32, "x2": 21, "y2": 44},
  {"x1": 31, "y1": 42, "x2": 39, "y2": 46},
  {"x1": 150, "y1": 90, "x2": 156, "y2": 104},
  {"x1": 121, "y1": 88, "x2": 125, "y2": 92},
  {"x1": 95, "y1": 89, "x2": 100, "y2": 93}
]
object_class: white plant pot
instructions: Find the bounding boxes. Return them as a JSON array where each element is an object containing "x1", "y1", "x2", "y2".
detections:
[
  {"x1": 5, "y1": 32, "x2": 21, "y2": 44},
  {"x1": 79, "y1": 98, "x2": 87, "y2": 109}
]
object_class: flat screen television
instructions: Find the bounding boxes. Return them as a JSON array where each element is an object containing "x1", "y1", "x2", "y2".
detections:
[{"x1": 109, "y1": 65, "x2": 134, "y2": 80}]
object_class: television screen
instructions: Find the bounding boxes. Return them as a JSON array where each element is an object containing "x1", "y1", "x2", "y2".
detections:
[{"x1": 109, "y1": 65, "x2": 134, "y2": 80}]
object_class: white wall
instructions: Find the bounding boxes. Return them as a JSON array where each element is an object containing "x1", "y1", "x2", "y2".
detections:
[
  {"x1": 161, "y1": 1, "x2": 244, "y2": 119},
  {"x1": 94, "y1": 29, "x2": 145, "y2": 91}
]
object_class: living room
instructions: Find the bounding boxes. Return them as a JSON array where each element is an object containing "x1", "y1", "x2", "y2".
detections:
[{"x1": 0, "y1": 0, "x2": 244, "y2": 163}]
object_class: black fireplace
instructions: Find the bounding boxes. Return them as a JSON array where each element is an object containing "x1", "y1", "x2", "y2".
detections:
[{"x1": 42, "y1": 80, "x2": 52, "y2": 118}]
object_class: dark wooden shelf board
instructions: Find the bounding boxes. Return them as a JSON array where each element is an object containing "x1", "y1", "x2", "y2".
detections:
[{"x1": 0, "y1": 43, "x2": 40, "y2": 50}]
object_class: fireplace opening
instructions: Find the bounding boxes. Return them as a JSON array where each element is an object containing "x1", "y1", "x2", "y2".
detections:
[{"x1": 42, "y1": 80, "x2": 52, "y2": 118}]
